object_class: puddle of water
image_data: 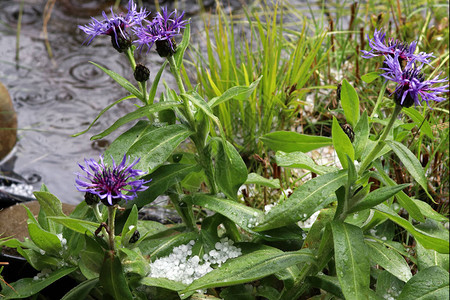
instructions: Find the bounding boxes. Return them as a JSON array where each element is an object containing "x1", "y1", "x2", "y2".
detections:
[{"x1": 0, "y1": 0, "x2": 250, "y2": 204}]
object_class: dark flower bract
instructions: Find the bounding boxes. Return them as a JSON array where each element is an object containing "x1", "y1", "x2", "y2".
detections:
[{"x1": 76, "y1": 154, "x2": 150, "y2": 206}]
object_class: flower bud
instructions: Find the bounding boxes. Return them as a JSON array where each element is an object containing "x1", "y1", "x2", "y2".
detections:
[
  {"x1": 111, "y1": 34, "x2": 131, "y2": 53},
  {"x1": 129, "y1": 230, "x2": 140, "y2": 243},
  {"x1": 84, "y1": 192, "x2": 100, "y2": 205},
  {"x1": 134, "y1": 63, "x2": 150, "y2": 82},
  {"x1": 155, "y1": 39, "x2": 176, "y2": 58},
  {"x1": 341, "y1": 123, "x2": 355, "y2": 142}
]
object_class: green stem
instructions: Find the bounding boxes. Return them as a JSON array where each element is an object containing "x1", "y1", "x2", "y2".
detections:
[
  {"x1": 169, "y1": 191, "x2": 197, "y2": 232},
  {"x1": 359, "y1": 104, "x2": 402, "y2": 175},
  {"x1": 167, "y1": 55, "x2": 196, "y2": 131},
  {"x1": 108, "y1": 206, "x2": 117, "y2": 252},
  {"x1": 124, "y1": 48, "x2": 148, "y2": 105},
  {"x1": 370, "y1": 80, "x2": 388, "y2": 118}
]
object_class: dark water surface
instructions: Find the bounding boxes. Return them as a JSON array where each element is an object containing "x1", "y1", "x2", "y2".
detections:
[
  {"x1": 0, "y1": 0, "x2": 249, "y2": 204},
  {"x1": 1, "y1": 0, "x2": 327, "y2": 204}
]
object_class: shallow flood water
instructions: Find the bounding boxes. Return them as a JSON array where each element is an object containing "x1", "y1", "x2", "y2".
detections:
[
  {"x1": 0, "y1": 0, "x2": 324, "y2": 204},
  {"x1": 0, "y1": 0, "x2": 249, "y2": 204}
]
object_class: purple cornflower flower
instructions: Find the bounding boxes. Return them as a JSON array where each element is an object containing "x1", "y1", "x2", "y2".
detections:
[
  {"x1": 76, "y1": 154, "x2": 150, "y2": 206},
  {"x1": 133, "y1": 7, "x2": 188, "y2": 57},
  {"x1": 361, "y1": 29, "x2": 433, "y2": 65},
  {"x1": 381, "y1": 53, "x2": 449, "y2": 108},
  {"x1": 78, "y1": 0, "x2": 148, "y2": 51}
]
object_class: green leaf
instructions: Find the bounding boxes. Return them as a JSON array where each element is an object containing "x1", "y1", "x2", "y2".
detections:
[
  {"x1": 208, "y1": 76, "x2": 262, "y2": 108},
  {"x1": 372, "y1": 161, "x2": 425, "y2": 222},
  {"x1": 48, "y1": 216, "x2": 99, "y2": 234},
  {"x1": 191, "y1": 194, "x2": 263, "y2": 232},
  {"x1": 148, "y1": 60, "x2": 168, "y2": 103},
  {"x1": 402, "y1": 107, "x2": 433, "y2": 139},
  {"x1": 385, "y1": 140, "x2": 429, "y2": 197},
  {"x1": 275, "y1": 151, "x2": 337, "y2": 175},
  {"x1": 416, "y1": 242, "x2": 449, "y2": 272},
  {"x1": 183, "y1": 248, "x2": 315, "y2": 292},
  {"x1": 79, "y1": 235, "x2": 104, "y2": 279},
  {"x1": 398, "y1": 266, "x2": 449, "y2": 300},
  {"x1": 118, "y1": 248, "x2": 150, "y2": 276},
  {"x1": 375, "y1": 204, "x2": 449, "y2": 253},
  {"x1": 127, "y1": 124, "x2": 192, "y2": 171},
  {"x1": 306, "y1": 274, "x2": 344, "y2": 299},
  {"x1": 60, "y1": 278, "x2": 99, "y2": 300},
  {"x1": 33, "y1": 191, "x2": 65, "y2": 217},
  {"x1": 129, "y1": 163, "x2": 201, "y2": 209},
  {"x1": 245, "y1": 173, "x2": 280, "y2": 188},
  {"x1": 99, "y1": 252, "x2": 133, "y2": 300},
  {"x1": 365, "y1": 239, "x2": 412, "y2": 282},
  {"x1": 340, "y1": 79, "x2": 360, "y2": 127},
  {"x1": 0, "y1": 267, "x2": 77, "y2": 299},
  {"x1": 91, "y1": 101, "x2": 181, "y2": 140},
  {"x1": 375, "y1": 271, "x2": 405, "y2": 299},
  {"x1": 353, "y1": 110, "x2": 369, "y2": 160},
  {"x1": 139, "y1": 231, "x2": 198, "y2": 260},
  {"x1": 220, "y1": 284, "x2": 254, "y2": 300},
  {"x1": 332, "y1": 117, "x2": 354, "y2": 169},
  {"x1": 255, "y1": 170, "x2": 347, "y2": 231},
  {"x1": 140, "y1": 277, "x2": 187, "y2": 292},
  {"x1": 27, "y1": 223, "x2": 62, "y2": 254},
  {"x1": 412, "y1": 199, "x2": 448, "y2": 222},
  {"x1": 215, "y1": 140, "x2": 248, "y2": 200},
  {"x1": 348, "y1": 183, "x2": 410, "y2": 214},
  {"x1": 103, "y1": 120, "x2": 155, "y2": 163},
  {"x1": 121, "y1": 204, "x2": 138, "y2": 245},
  {"x1": 72, "y1": 95, "x2": 135, "y2": 137},
  {"x1": 174, "y1": 22, "x2": 190, "y2": 69},
  {"x1": 90, "y1": 62, "x2": 143, "y2": 101},
  {"x1": 361, "y1": 72, "x2": 381, "y2": 83},
  {"x1": 260, "y1": 131, "x2": 332, "y2": 153},
  {"x1": 331, "y1": 221, "x2": 370, "y2": 300}
]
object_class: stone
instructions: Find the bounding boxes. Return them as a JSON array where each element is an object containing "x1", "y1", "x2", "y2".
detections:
[{"x1": 0, "y1": 81, "x2": 17, "y2": 161}]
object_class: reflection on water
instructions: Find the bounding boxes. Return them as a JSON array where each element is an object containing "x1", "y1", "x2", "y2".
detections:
[{"x1": 0, "y1": 0, "x2": 322, "y2": 204}]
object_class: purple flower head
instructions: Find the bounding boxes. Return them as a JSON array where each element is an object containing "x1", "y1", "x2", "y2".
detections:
[
  {"x1": 76, "y1": 154, "x2": 150, "y2": 206},
  {"x1": 133, "y1": 7, "x2": 188, "y2": 57},
  {"x1": 361, "y1": 29, "x2": 433, "y2": 65},
  {"x1": 381, "y1": 53, "x2": 449, "y2": 108},
  {"x1": 78, "y1": 0, "x2": 149, "y2": 51}
]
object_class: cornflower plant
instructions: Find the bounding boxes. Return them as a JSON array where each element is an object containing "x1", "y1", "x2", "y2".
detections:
[{"x1": 1, "y1": 1, "x2": 449, "y2": 299}]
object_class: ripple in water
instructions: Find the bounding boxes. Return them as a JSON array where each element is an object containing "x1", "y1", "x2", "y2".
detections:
[{"x1": 1, "y1": 2, "x2": 42, "y2": 26}]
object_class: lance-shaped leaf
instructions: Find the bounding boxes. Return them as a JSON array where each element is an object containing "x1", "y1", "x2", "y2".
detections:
[
  {"x1": 332, "y1": 117, "x2": 354, "y2": 169},
  {"x1": 332, "y1": 221, "x2": 370, "y2": 300},
  {"x1": 139, "y1": 231, "x2": 198, "y2": 260},
  {"x1": 254, "y1": 170, "x2": 347, "y2": 231},
  {"x1": 208, "y1": 76, "x2": 262, "y2": 108},
  {"x1": 348, "y1": 183, "x2": 410, "y2": 214},
  {"x1": 340, "y1": 79, "x2": 360, "y2": 127},
  {"x1": 385, "y1": 140, "x2": 429, "y2": 198},
  {"x1": 127, "y1": 124, "x2": 193, "y2": 171},
  {"x1": 215, "y1": 140, "x2": 248, "y2": 200},
  {"x1": 182, "y1": 248, "x2": 315, "y2": 292},
  {"x1": 397, "y1": 266, "x2": 449, "y2": 300},
  {"x1": 140, "y1": 277, "x2": 187, "y2": 292},
  {"x1": 275, "y1": 151, "x2": 337, "y2": 175},
  {"x1": 365, "y1": 239, "x2": 412, "y2": 282},
  {"x1": 128, "y1": 163, "x2": 201, "y2": 209},
  {"x1": 91, "y1": 101, "x2": 181, "y2": 140},
  {"x1": 90, "y1": 62, "x2": 143, "y2": 101},
  {"x1": 0, "y1": 267, "x2": 77, "y2": 299},
  {"x1": 192, "y1": 194, "x2": 263, "y2": 232},
  {"x1": 48, "y1": 216, "x2": 99, "y2": 234},
  {"x1": 375, "y1": 204, "x2": 449, "y2": 254},
  {"x1": 174, "y1": 22, "x2": 190, "y2": 69},
  {"x1": 99, "y1": 252, "x2": 133, "y2": 300},
  {"x1": 353, "y1": 110, "x2": 369, "y2": 160},
  {"x1": 361, "y1": 71, "x2": 381, "y2": 83},
  {"x1": 245, "y1": 173, "x2": 280, "y2": 188},
  {"x1": 260, "y1": 131, "x2": 332, "y2": 153},
  {"x1": 60, "y1": 278, "x2": 99, "y2": 300}
]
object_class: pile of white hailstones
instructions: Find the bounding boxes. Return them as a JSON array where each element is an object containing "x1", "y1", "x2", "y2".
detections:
[{"x1": 148, "y1": 237, "x2": 242, "y2": 285}]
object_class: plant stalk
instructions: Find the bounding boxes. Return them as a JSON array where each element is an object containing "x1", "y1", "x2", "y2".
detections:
[
  {"x1": 359, "y1": 103, "x2": 402, "y2": 175},
  {"x1": 370, "y1": 80, "x2": 388, "y2": 118},
  {"x1": 108, "y1": 206, "x2": 117, "y2": 252}
]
